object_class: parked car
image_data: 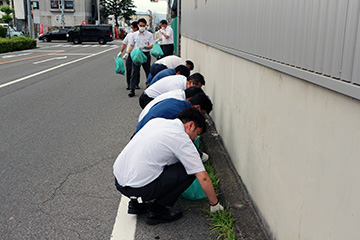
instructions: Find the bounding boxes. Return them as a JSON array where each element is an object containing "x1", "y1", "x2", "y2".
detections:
[
  {"x1": 66, "y1": 25, "x2": 113, "y2": 44},
  {"x1": 38, "y1": 28, "x2": 69, "y2": 42},
  {"x1": 2, "y1": 26, "x2": 24, "y2": 37},
  {"x1": 9, "y1": 27, "x2": 24, "y2": 37}
]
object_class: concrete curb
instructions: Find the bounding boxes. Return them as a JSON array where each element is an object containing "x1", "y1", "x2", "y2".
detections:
[{"x1": 201, "y1": 115, "x2": 271, "y2": 240}]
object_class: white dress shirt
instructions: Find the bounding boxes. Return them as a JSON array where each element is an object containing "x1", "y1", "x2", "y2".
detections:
[
  {"x1": 155, "y1": 55, "x2": 186, "y2": 68},
  {"x1": 161, "y1": 26, "x2": 173, "y2": 45},
  {"x1": 122, "y1": 31, "x2": 134, "y2": 51},
  {"x1": 144, "y1": 75, "x2": 187, "y2": 99},
  {"x1": 130, "y1": 30, "x2": 154, "y2": 52},
  {"x1": 113, "y1": 118, "x2": 205, "y2": 188}
]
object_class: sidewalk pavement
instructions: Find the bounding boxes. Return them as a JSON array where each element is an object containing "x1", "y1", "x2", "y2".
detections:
[{"x1": 133, "y1": 115, "x2": 270, "y2": 239}]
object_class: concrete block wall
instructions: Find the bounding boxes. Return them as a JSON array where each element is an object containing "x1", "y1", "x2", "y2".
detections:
[{"x1": 181, "y1": 37, "x2": 360, "y2": 240}]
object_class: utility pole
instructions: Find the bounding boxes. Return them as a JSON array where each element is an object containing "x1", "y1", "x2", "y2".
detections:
[
  {"x1": 97, "y1": 0, "x2": 100, "y2": 25},
  {"x1": 61, "y1": 0, "x2": 65, "y2": 28},
  {"x1": 26, "y1": 0, "x2": 34, "y2": 38}
]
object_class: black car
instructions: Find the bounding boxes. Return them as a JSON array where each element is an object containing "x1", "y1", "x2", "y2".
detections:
[
  {"x1": 39, "y1": 28, "x2": 69, "y2": 42},
  {"x1": 67, "y1": 25, "x2": 113, "y2": 44}
]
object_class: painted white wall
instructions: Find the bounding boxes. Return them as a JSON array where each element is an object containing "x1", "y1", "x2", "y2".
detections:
[{"x1": 182, "y1": 37, "x2": 360, "y2": 240}]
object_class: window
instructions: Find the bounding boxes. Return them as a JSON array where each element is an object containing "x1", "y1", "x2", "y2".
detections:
[
  {"x1": 65, "y1": 1, "x2": 73, "y2": 9},
  {"x1": 50, "y1": 0, "x2": 58, "y2": 9},
  {"x1": 32, "y1": 1, "x2": 39, "y2": 9}
]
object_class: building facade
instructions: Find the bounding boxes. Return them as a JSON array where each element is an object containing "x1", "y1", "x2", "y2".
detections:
[
  {"x1": 31, "y1": 0, "x2": 97, "y2": 32},
  {"x1": 181, "y1": 1, "x2": 360, "y2": 240}
]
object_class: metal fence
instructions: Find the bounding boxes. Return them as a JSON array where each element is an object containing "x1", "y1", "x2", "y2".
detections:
[{"x1": 181, "y1": 0, "x2": 360, "y2": 100}]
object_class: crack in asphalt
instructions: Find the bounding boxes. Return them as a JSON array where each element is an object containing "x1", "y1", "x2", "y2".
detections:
[{"x1": 41, "y1": 157, "x2": 113, "y2": 206}]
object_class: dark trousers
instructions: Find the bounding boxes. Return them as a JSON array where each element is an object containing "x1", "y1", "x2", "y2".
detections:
[
  {"x1": 161, "y1": 44, "x2": 174, "y2": 57},
  {"x1": 150, "y1": 64, "x2": 167, "y2": 79},
  {"x1": 139, "y1": 92, "x2": 154, "y2": 109},
  {"x1": 115, "y1": 162, "x2": 195, "y2": 207},
  {"x1": 125, "y1": 56, "x2": 133, "y2": 87},
  {"x1": 130, "y1": 52, "x2": 151, "y2": 90}
]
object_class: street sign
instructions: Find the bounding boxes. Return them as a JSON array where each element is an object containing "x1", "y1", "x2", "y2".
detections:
[{"x1": 82, "y1": 21, "x2": 87, "y2": 25}]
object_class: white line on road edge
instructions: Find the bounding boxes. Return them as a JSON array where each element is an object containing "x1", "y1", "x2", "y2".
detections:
[
  {"x1": 2, "y1": 53, "x2": 32, "y2": 58},
  {"x1": 110, "y1": 195, "x2": 136, "y2": 240},
  {"x1": 0, "y1": 47, "x2": 115, "y2": 89},
  {"x1": 33, "y1": 56, "x2": 68, "y2": 64}
]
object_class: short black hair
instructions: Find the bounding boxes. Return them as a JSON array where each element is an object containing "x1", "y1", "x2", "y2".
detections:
[
  {"x1": 175, "y1": 65, "x2": 190, "y2": 77},
  {"x1": 138, "y1": 18, "x2": 147, "y2": 25},
  {"x1": 184, "y1": 87, "x2": 204, "y2": 98},
  {"x1": 185, "y1": 60, "x2": 194, "y2": 70},
  {"x1": 188, "y1": 73, "x2": 205, "y2": 86},
  {"x1": 188, "y1": 93, "x2": 213, "y2": 114},
  {"x1": 131, "y1": 21, "x2": 138, "y2": 30},
  {"x1": 160, "y1": 20, "x2": 168, "y2": 25},
  {"x1": 177, "y1": 107, "x2": 206, "y2": 133}
]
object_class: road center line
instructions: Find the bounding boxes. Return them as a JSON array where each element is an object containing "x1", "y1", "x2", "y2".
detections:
[
  {"x1": 110, "y1": 196, "x2": 136, "y2": 240},
  {"x1": 0, "y1": 47, "x2": 116, "y2": 89},
  {"x1": 0, "y1": 50, "x2": 66, "y2": 65}
]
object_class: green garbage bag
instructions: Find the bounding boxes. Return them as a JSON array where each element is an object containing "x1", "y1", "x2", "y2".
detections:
[
  {"x1": 150, "y1": 42, "x2": 164, "y2": 58},
  {"x1": 181, "y1": 178, "x2": 207, "y2": 200},
  {"x1": 114, "y1": 56, "x2": 125, "y2": 75},
  {"x1": 130, "y1": 48, "x2": 147, "y2": 66}
]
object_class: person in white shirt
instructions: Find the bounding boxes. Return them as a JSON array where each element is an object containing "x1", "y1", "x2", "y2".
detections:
[
  {"x1": 139, "y1": 73, "x2": 205, "y2": 109},
  {"x1": 124, "y1": 18, "x2": 154, "y2": 97},
  {"x1": 146, "y1": 55, "x2": 194, "y2": 85},
  {"x1": 159, "y1": 20, "x2": 174, "y2": 57},
  {"x1": 138, "y1": 87, "x2": 204, "y2": 122},
  {"x1": 117, "y1": 22, "x2": 138, "y2": 90},
  {"x1": 113, "y1": 108, "x2": 224, "y2": 225}
]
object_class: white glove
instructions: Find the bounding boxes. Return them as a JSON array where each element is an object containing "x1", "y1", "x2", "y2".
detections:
[
  {"x1": 154, "y1": 38, "x2": 160, "y2": 43},
  {"x1": 201, "y1": 152, "x2": 209, "y2": 162},
  {"x1": 210, "y1": 202, "x2": 224, "y2": 213},
  {"x1": 122, "y1": 53, "x2": 129, "y2": 60},
  {"x1": 117, "y1": 51, "x2": 122, "y2": 57},
  {"x1": 159, "y1": 29, "x2": 164, "y2": 34},
  {"x1": 139, "y1": 45, "x2": 144, "y2": 50}
]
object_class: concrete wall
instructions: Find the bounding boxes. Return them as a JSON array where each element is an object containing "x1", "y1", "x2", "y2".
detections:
[{"x1": 181, "y1": 37, "x2": 360, "y2": 240}]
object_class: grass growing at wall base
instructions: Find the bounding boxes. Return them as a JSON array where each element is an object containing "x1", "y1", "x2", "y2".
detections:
[{"x1": 203, "y1": 160, "x2": 236, "y2": 240}]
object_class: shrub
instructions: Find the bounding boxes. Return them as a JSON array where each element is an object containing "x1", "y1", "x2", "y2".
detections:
[
  {"x1": 0, "y1": 26, "x2": 7, "y2": 38},
  {"x1": 0, "y1": 36, "x2": 36, "y2": 53}
]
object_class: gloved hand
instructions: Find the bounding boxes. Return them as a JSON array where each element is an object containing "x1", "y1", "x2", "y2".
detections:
[
  {"x1": 122, "y1": 53, "x2": 129, "y2": 60},
  {"x1": 210, "y1": 201, "x2": 224, "y2": 213},
  {"x1": 117, "y1": 51, "x2": 122, "y2": 57},
  {"x1": 201, "y1": 152, "x2": 209, "y2": 162},
  {"x1": 139, "y1": 45, "x2": 144, "y2": 50},
  {"x1": 154, "y1": 38, "x2": 160, "y2": 43},
  {"x1": 159, "y1": 29, "x2": 164, "y2": 34}
]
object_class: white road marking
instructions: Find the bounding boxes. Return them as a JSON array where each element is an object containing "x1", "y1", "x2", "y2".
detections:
[
  {"x1": 110, "y1": 196, "x2": 136, "y2": 240},
  {"x1": 2, "y1": 53, "x2": 32, "y2": 59},
  {"x1": 33, "y1": 56, "x2": 68, "y2": 64},
  {"x1": 0, "y1": 47, "x2": 115, "y2": 89}
]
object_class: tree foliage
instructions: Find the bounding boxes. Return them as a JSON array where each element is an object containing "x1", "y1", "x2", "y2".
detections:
[
  {"x1": 0, "y1": 0, "x2": 14, "y2": 38},
  {"x1": 100, "y1": 0, "x2": 136, "y2": 26}
]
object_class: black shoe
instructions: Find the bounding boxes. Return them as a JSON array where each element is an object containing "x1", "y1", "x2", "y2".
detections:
[
  {"x1": 128, "y1": 90, "x2": 135, "y2": 97},
  {"x1": 145, "y1": 208, "x2": 183, "y2": 225},
  {"x1": 126, "y1": 86, "x2": 130, "y2": 90},
  {"x1": 135, "y1": 85, "x2": 140, "y2": 89},
  {"x1": 128, "y1": 200, "x2": 148, "y2": 214}
]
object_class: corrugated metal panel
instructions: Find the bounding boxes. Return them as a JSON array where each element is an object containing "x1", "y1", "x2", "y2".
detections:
[
  {"x1": 181, "y1": 0, "x2": 360, "y2": 99},
  {"x1": 341, "y1": 0, "x2": 360, "y2": 82},
  {"x1": 352, "y1": 12, "x2": 360, "y2": 85}
]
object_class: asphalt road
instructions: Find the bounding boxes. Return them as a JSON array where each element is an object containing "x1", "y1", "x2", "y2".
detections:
[
  {"x1": 0, "y1": 40, "x2": 142, "y2": 239},
  {"x1": 0, "y1": 40, "x2": 218, "y2": 240}
]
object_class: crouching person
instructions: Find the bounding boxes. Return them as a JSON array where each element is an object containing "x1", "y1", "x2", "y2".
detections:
[{"x1": 113, "y1": 107, "x2": 223, "y2": 225}]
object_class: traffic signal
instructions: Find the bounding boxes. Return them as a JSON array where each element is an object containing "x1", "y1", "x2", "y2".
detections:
[{"x1": 150, "y1": 0, "x2": 158, "y2": 2}]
